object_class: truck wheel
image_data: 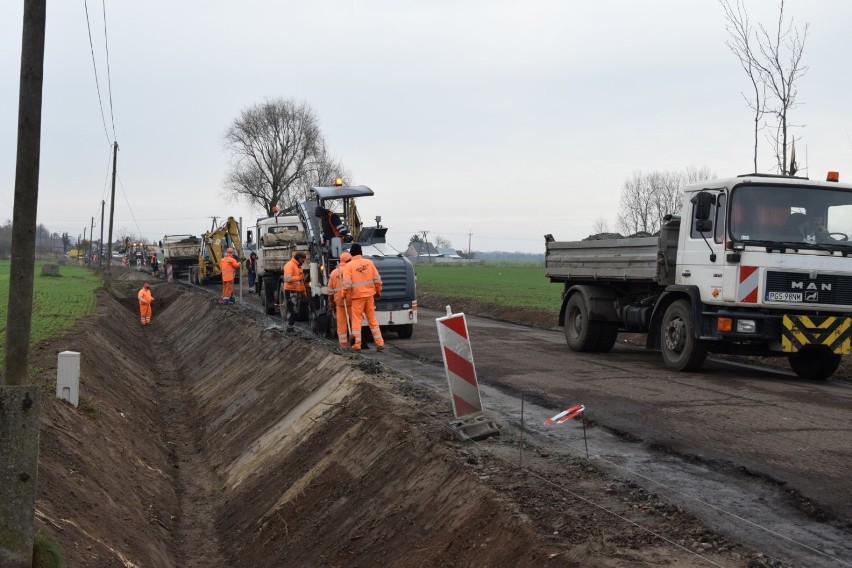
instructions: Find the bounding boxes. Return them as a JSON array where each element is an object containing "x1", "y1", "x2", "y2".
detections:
[
  {"x1": 660, "y1": 300, "x2": 707, "y2": 371},
  {"x1": 564, "y1": 294, "x2": 602, "y2": 352},
  {"x1": 594, "y1": 323, "x2": 619, "y2": 353},
  {"x1": 396, "y1": 324, "x2": 414, "y2": 339},
  {"x1": 788, "y1": 348, "x2": 841, "y2": 380},
  {"x1": 263, "y1": 278, "x2": 276, "y2": 315}
]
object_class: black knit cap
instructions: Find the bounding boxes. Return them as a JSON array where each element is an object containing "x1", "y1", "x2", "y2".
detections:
[{"x1": 349, "y1": 243, "x2": 362, "y2": 256}]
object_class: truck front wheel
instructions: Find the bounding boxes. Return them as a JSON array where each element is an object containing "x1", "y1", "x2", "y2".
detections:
[
  {"x1": 262, "y1": 277, "x2": 276, "y2": 315},
  {"x1": 788, "y1": 348, "x2": 841, "y2": 380},
  {"x1": 660, "y1": 300, "x2": 707, "y2": 371}
]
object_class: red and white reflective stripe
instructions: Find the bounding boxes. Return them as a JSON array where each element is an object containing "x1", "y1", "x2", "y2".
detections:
[
  {"x1": 436, "y1": 312, "x2": 483, "y2": 419},
  {"x1": 545, "y1": 404, "x2": 585, "y2": 425},
  {"x1": 738, "y1": 265, "x2": 759, "y2": 303}
]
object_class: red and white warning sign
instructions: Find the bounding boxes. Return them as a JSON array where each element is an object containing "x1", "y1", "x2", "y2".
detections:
[
  {"x1": 436, "y1": 311, "x2": 483, "y2": 419},
  {"x1": 545, "y1": 404, "x2": 585, "y2": 425}
]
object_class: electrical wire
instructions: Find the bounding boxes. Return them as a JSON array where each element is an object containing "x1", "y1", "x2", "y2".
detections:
[
  {"x1": 101, "y1": 0, "x2": 117, "y2": 141},
  {"x1": 82, "y1": 0, "x2": 111, "y2": 144},
  {"x1": 117, "y1": 174, "x2": 142, "y2": 239}
]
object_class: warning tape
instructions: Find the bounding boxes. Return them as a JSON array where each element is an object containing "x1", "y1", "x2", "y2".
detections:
[{"x1": 545, "y1": 404, "x2": 585, "y2": 425}]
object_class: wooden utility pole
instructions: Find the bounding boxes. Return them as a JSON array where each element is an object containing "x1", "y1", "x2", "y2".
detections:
[
  {"x1": 106, "y1": 141, "x2": 118, "y2": 285},
  {"x1": 1, "y1": 2, "x2": 47, "y2": 567},
  {"x1": 99, "y1": 199, "x2": 105, "y2": 267}
]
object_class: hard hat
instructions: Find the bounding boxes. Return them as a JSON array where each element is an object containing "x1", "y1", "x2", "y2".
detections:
[
  {"x1": 226, "y1": 247, "x2": 234, "y2": 253},
  {"x1": 340, "y1": 252, "x2": 351, "y2": 263},
  {"x1": 143, "y1": 282, "x2": 150, "y2": 288}
]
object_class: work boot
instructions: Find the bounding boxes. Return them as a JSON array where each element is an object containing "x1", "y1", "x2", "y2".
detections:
[
  {"x1": 376, "y1": 345, "x2": 385, "y2": 352},
  {"x1": 286, "y1": 325, "x2": 295, "y2": 333}
]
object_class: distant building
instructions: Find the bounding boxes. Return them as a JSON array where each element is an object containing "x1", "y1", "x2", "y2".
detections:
[{"x1": 404, "y1": 241, "x2": 440, "y2": 262}]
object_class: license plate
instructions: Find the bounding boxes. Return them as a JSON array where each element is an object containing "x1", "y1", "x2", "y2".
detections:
[{"x1": 767, "y1": 291, "x2": 802, "y2": 302}]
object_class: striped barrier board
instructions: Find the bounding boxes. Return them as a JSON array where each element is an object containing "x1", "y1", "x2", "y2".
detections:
[{"x1": 436, "y1": 310, "x2": 483, "y2": 419}]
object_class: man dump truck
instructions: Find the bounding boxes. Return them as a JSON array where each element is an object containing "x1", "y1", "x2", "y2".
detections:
[
  {"x1": 189, "y1": 216, "x2": 242, "y2": 284},
  {"x1": 545, "y1": 172, "x2": 852, "y2": 380},
  {"x1": 254, "y1": 213, "x2": 308, "y2": 315},
  {"x1": 160, "y1": 234, "x2": 200, "y2": 278}
]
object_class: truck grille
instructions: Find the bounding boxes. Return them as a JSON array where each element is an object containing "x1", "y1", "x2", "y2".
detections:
[
  {"x1": 766, "y1": 271, "x2": 852, "y2": 306},
  {"x1": 373, "y1": 257, "x2": 414, "y2": 300}
]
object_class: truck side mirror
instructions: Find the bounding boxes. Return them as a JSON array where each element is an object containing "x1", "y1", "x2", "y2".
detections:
[
  {"x1": 691, "y1": 191, "x2": 716, "y2": 221},
  {"x1": 246, "y1": 230, "x2": 253, "y2": 244}
]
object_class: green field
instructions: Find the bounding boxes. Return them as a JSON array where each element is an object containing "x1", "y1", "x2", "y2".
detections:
[
  {"x1": 0, "y1": 260, "x2": 101, "y2": 372},
  {"x1": 413, "y1": 262, "x2": 562, "y2": 312}
]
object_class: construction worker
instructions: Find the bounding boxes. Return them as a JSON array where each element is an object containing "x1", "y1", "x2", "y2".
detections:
[
  {"x1": 246, "y1": 252, "x2": 258, "y2": 293},
  {"x1": 283, "y1": 251, "x2": 307, "y2": 332},
  {"x1": 138, "y1": 282, "x2": 154, "y2": 326},
  {"x1": 219, "y1": 247, "x2": 241, "y2": 302},
  {"x1": 150, "y1": 253, "x2": 160, "y2": 278},
  {"x1": 342, "y1": 243, "x2": 385, "y2": 351},
  {"x1": 315, "y1": 206, "x2": 351, "y2": 243},
  {"x1": 328, "y1": 252, "x2": 352, "y2": 348}
]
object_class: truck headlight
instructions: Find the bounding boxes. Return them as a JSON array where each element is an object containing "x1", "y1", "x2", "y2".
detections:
[{"x1": 736, "y1": 319, "x2": 756, "y2": 333}]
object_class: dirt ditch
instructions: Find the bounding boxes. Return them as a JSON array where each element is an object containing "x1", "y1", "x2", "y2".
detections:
[{"x1": 28, "y1": 273, "x2": 775, "y2": 566}]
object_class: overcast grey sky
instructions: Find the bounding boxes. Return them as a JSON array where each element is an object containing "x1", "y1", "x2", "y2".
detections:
[{"x1": 2, "y1": 1, "x2": 852, "y2": 254}]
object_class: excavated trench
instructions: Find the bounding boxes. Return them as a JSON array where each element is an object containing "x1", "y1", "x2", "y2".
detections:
[
  {"x1": 31, "y1": 276, "x2": 789, "y2": 567},
  {"x1": 32, "y1": 282, "x2": 563, "y2": 567}
]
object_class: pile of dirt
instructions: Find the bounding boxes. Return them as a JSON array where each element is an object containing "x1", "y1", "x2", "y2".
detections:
[{"x1": 28, "y1": 279, "x2": 767, "y2": 566}]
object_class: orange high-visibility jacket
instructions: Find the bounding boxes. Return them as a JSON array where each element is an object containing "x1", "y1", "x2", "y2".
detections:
[
  {"x1": 342, "y1": 255, "x2": 382, "y2": 300},
  {"x1": 219, "y1": 255, "x2": 240, "y2": 282},
  {"x1": 327, "y1": 264, "x2": 347, "y2": 303},
  {"x1": 138, "y1": 288, "x2": 153, "y2": 305},
  {"x1": 283, "y1": 257, "x2": 306, "y2": 293}
]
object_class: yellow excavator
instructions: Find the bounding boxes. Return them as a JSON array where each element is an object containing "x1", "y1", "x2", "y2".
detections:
[{"x1": 190, "y1": 216, "x2": 242, "y2": 284}]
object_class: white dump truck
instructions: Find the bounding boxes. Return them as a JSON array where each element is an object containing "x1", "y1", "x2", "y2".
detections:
[
  {"x1": 254, "y1": 213, "x2": 308, "y2": 315},
  {"x1": 545, "y1": 172, "x2": 852, "y2": 379},
  {"x1": 161, "y1": 234, "x2": 200, "y2": 278}
]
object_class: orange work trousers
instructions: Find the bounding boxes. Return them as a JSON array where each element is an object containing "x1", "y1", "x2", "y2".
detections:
[
  {"x1": 222, "y1": 279, "x2": 234, "y2": 300},
  {"x1": 335, "y1": 302, "x2": 350, "y2": 348},
  {"x1": 139, "y1": 303, "x2": 151, "y2": 325},
  {"x1": 349, "y1": 296, "x2": 384, "y2": 350}
]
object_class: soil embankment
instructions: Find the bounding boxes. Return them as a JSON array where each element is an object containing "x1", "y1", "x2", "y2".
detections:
[{"x1": 30, "y1": 275, "x2": 762, "y2": 566}]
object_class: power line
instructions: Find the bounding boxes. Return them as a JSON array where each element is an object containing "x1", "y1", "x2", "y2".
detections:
[
  {"x1": 101, "y1": 0, "x2": 116, "y2": 140},
  {"x1": 117, "y1": 174, "x2": 142, "y2": 238},
  {"x1": 82, "y1": 0, "x2": 110, "y2": 144}
]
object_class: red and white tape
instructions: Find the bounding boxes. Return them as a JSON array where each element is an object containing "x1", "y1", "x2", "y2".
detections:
[{"x1": 545, "y1": 404, "x2": 585, "y2": 425}]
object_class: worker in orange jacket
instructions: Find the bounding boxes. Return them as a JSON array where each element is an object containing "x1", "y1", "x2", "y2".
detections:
[
  {"x1": 283, "y1": 251, "x2": 307, "y2": 332},
  {"x1": 342, "y1": 243, "x2": 384, "y2": 351},
  {"x1": 219, "y1": 247, "x2": 241, "y2": 303},
  {"x1": 328, "y1": 252, "x2": 352, "y2": 348},
  {"x1": 138, "y1": 282, "x2": 154, "y2": 326}
]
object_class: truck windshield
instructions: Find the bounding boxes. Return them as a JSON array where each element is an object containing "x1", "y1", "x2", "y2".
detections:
[{"x1": 729, "y1": 184, "x2": 852, "y2": 245}]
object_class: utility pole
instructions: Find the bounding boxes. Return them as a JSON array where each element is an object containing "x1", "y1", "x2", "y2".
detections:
[
  {"x1": 468, "y1": 231, "x2": 472, "y2": 260},
  {"x1": 1, "y1": 2, "x2": 46, "y2": 567},
  {"x1": 422, "y1": 231, "x2": 432, "y2": 264},
  {"x1": 106, "y1": 141, "x2": 118, "y2": 285},
  {"x1": 89, "y1": 216, "x2": 95, "y2": 264},
  {"x1": 99, "y1": 200, "x2": 105, "y2": 267}
]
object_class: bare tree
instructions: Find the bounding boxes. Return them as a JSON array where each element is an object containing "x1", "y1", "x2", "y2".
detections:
[
  {"x1": 720, "y1": 0, "x2": 808, "y2": 175},
  {"x1": 591, "y1": 217, "x2": 610, "y2": 234},
  {"x1": 224, "y1": 98, "x2": 327, "y2": 215},
  {"x1": 721, "y1": 0, "x2": 767, "y2": 173},
  {"x1": 617, "y1": 168, "x2": 716, "y2": 235},
  {"x1": 434, "y1": 235, "x2": 452, "y2": 249}
]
